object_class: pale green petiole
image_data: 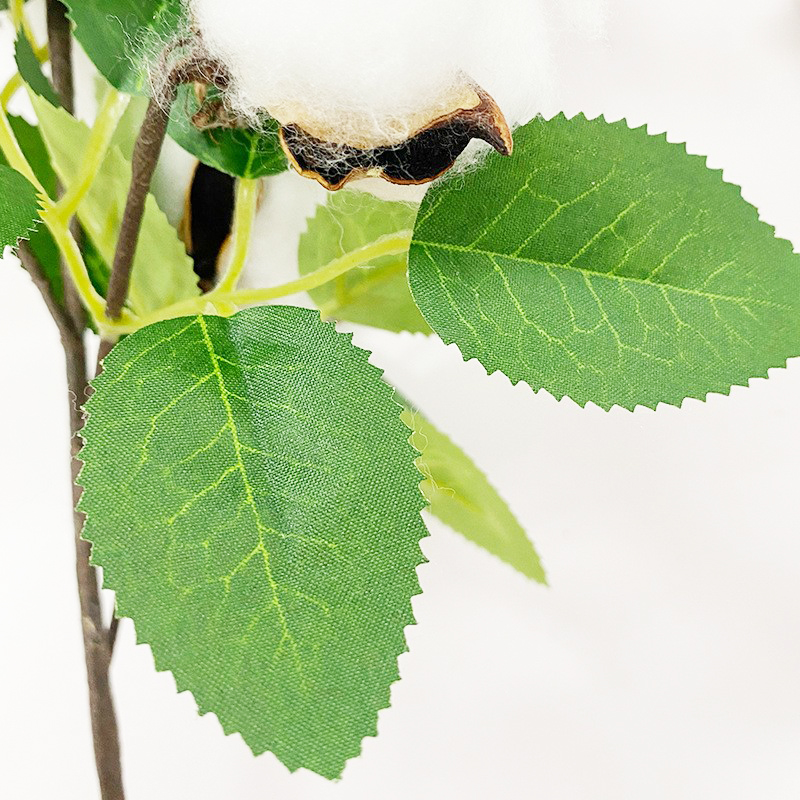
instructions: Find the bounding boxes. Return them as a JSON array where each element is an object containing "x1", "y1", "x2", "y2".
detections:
[
  {"x1": 55, "y1": 88, "x2": 131, "y2": 222},
  {"x1": 0, "y1": 94, "x2": 112, "y2": 328},
  {"x1": 112, "y1": 231, "x2": 415, "y2": 333},
  {"x1": 211, "y1": 177, "x2": 260, "y2": 294},
  {"x1": 9, "y1": 0, "x2": 35, "y2": 43},
  {"x1": 226, "y1": 231, "x2": 413, "y2": 308}
]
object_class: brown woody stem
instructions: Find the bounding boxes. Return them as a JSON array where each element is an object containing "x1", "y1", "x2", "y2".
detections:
[
  {"x1": 45, "y1": 3, "x2": 125, "y2": 798},
  {"x1": 20, "y1": 240, "x2": 125, "y2": 800},
  {"x1": 105, "y1": 91, "x2": 176, "y2": 321}
]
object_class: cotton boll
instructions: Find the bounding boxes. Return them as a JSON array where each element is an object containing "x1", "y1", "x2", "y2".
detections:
[{"x1": 186, "y1": 0, "x2": 607, "y2": 144}]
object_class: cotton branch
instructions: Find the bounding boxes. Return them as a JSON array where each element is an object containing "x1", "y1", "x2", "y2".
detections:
[
  {"x1": 20, "y1": 240, "x2": 125, "y2": 800},
  {"x1": 44, "y1": 3, "x2": 125, "y2": 798},
  {"x1": 46, "y1": 0, "x2": 85, "y2": 336}
]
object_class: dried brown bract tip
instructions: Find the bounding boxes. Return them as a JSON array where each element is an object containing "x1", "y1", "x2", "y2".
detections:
[
  {"x1": 278, "y1": 83, "x2": 513, "y2": 191},
  {"x1": 190, "y1": 82, "x2": 243, "y2": 131}
]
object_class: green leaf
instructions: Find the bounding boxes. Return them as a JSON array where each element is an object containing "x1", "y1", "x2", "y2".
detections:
[
  {"x1": 168, "y1": 85, "x2": 287, "y2": 179},
  {"x1": 299, "y1": 191, "x2": 431, "y2": 334},
  {"x1": 409, "y1": 114, "x2": 800, "y2": 410},
  {"x1": 8, "y1": 115, "x2": 56, "y2": 196},
  {"x1": 0, "y1": 115, "x2": 63, "y2": 305},
  {"x1": 94, "y1": 77, "x2": 150, "y2": 162},
  {"x1": 0, "y1": 164, "x2": 39, "y2": 250},
  {"x1": 78, "y1": 307, "x2": 427, "y2": 779},
  {"x1": 65, "y1": 0, "x2": 184, "y2": 94},
  {"x1": 402, "y1": 409, "x2": 545, "y2": 582},
  {"x1": 31, "y1": 93, "x2": 199, "y2": 314},
  {"x1": 14, "y1": 33, "x2": 60, "y2": 107}
]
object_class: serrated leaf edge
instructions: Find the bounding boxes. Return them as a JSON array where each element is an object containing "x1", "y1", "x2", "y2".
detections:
[
  {"x1": 75, "y1": 309, "x2": 430, "y2": 779},
  {"x1": 422, "y1": 111, "x2": 799, "y2": 412}
]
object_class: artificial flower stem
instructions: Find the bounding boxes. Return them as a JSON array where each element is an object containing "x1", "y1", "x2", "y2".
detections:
[
  {"x1": 211, "y1": 177, "x2": 259, "y2": 294},
  {"x1": 119, "y1": 231, "x2": 414, "y2": 332},
  {"x1": 227, "y1": 230, "x2": 412, "y2": 306}
]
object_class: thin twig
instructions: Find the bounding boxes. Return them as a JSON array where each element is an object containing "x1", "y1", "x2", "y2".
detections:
[
  {"x1": 45, "y1": 0, "x2": 74, "y2": 115},
  {"x1": 108, "y1": 614, "x2": 120, "y2": 654},
  {"x1": 45, "y1": 3, "x2": 125, "y2": 798},
  {"x1": 18, "y1": 241, "x2": 75, "y2": 341},
  {"x1": 105, "y1": 90, "x2": 177, "y2": 320},
  {"x1": 46, "y1": 0, "x2": 86, "y2": 337},
  {"x1": 20, "y1": 241, "x2": 125, "y2": 800}
]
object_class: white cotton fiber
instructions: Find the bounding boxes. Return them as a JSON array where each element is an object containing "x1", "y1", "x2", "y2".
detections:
[{"x1": 186, "y1": 0, "x2": 607, "y2": 146}]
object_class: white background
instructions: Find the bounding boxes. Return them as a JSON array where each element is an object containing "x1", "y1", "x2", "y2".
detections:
[{"x1": 2, "y1": 1, "x2": 800, "y2": 797}]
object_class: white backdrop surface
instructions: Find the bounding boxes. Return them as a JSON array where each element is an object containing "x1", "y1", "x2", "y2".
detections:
[{"x1": 2, "y1": 1, "x2": 800, "y2": 798}]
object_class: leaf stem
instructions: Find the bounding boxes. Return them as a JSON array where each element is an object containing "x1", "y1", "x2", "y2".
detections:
[
  {"x1": 0, "y1": 101, "x2": 44, "y2": 188},
  {"x1": 40, "y1": 206, "x2": 109, "y2": 323},
  {"x1": 227, "y1": 231, "x2": 413, "y2": 306},
  {"x1": 211, "y1": 177, "x2": 259, "y2": 294},
  {"x1": 56, "y1": 88, "x2": 131, "y2": 221},
  {"x1": 120, "y1": 231, "x2": 413, "y2": 331},
  {"x1": 0, "y1": 73, "x2": 23, "y2": 109},
  {"x1": 0, "y1": 100, "x2": 110, "y2": 326},
  {"x1": 10, "y1": 0, "x2": 35, "y2": 43}
]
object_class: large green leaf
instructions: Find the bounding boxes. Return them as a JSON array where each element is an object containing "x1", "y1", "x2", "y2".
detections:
[
  {"x1": 64, "y1": 0, "x2": 184, "y2": 95},
  {"x1": 299, "y1": 191, "x2": 430, "y2": 334},
  {"x1": 31, "y1": 93, "x2": 199, "y2": 314},
  {"x1": 0, "y1": 164, "x2": 39, "y2": 250},
  {"x1": 402, "y1": 409, "x2": 545, "y2": 582},
  {"x1": 168, "y1": 85, "x2": 287, "y2": 179},
  {"x1": 78, "y1": 307, "x2": 427, "y2": 779},
  {"x1": 409, "y1": 114, "x2": 800, "y2": 410}
]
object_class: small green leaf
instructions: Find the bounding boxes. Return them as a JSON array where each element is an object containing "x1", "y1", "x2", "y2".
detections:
[
  {"x1": 168, "y1": 85, "x2": 287, "y2": 179},
  {"x1": 14, "y1": 33, "x2": 60, "y2": 107},
  {"x1": 8, "y1": 115, "x2": 56, "y2": 196},
  {"x1": 402, "y1": 409, "x2": 545, "y2": 582},
  {"x1": 64, "y1": 0, "x2": 184, "y2": 95},
  {"x1": 0, "y1": 164, "x2": 40, "y2": 250},
  {"x1": 299, "y1": 191, "x2": 431, "y2": 334},
  {"x1": 94, "y1": 77, "x2": 150, "y2": 161},
  {"x1": 31, "y1": 93, "x2": 199, "y2": 314},
  {"x1": 0, "y1": 115, "x2": 63, "y2": 304},
  {"x1": 78, "y1": 307, "x2": 427, "y2": 779},
  {"x1": 409, "y1": 114, "x2": 800, "y2": 410}
]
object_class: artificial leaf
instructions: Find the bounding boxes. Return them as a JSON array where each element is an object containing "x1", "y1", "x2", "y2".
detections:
[
  {"x1": 64, "y1": 0, "x2": 184, "y2": 95},
  {"x1": 14, "y1": 33, "x2": 59, "y2": 107},
  {"x1": 409, "y1": 114, "x2": 800, "y2": 410},
  {"x1": 168, "y1": 85, "x2": 287, "y2": 179},
  {"x1": 0, "y1": 164, "x2": 39, "y2": 249},
  {"x1": 31, "y1": 93, "x2": 199, "y2": 314},
  {"x1": 78, "y1": 307, "x2": 427, "y2": 779},
  {"x1": 299, "y1": 191, "x2": 430, "y2": 334},
  {"x1": 402, "y1": 408, "x2": 545, "y2": 582},
  {"x1": 93, "y1": 77, "x2": 150, "y2": 162},
  {"x1": 0, "y1": 115, "x2": 63, "y2": 305},
  {"x1": 8, "y1": 115, "x2": 56, "y2": 196}
]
